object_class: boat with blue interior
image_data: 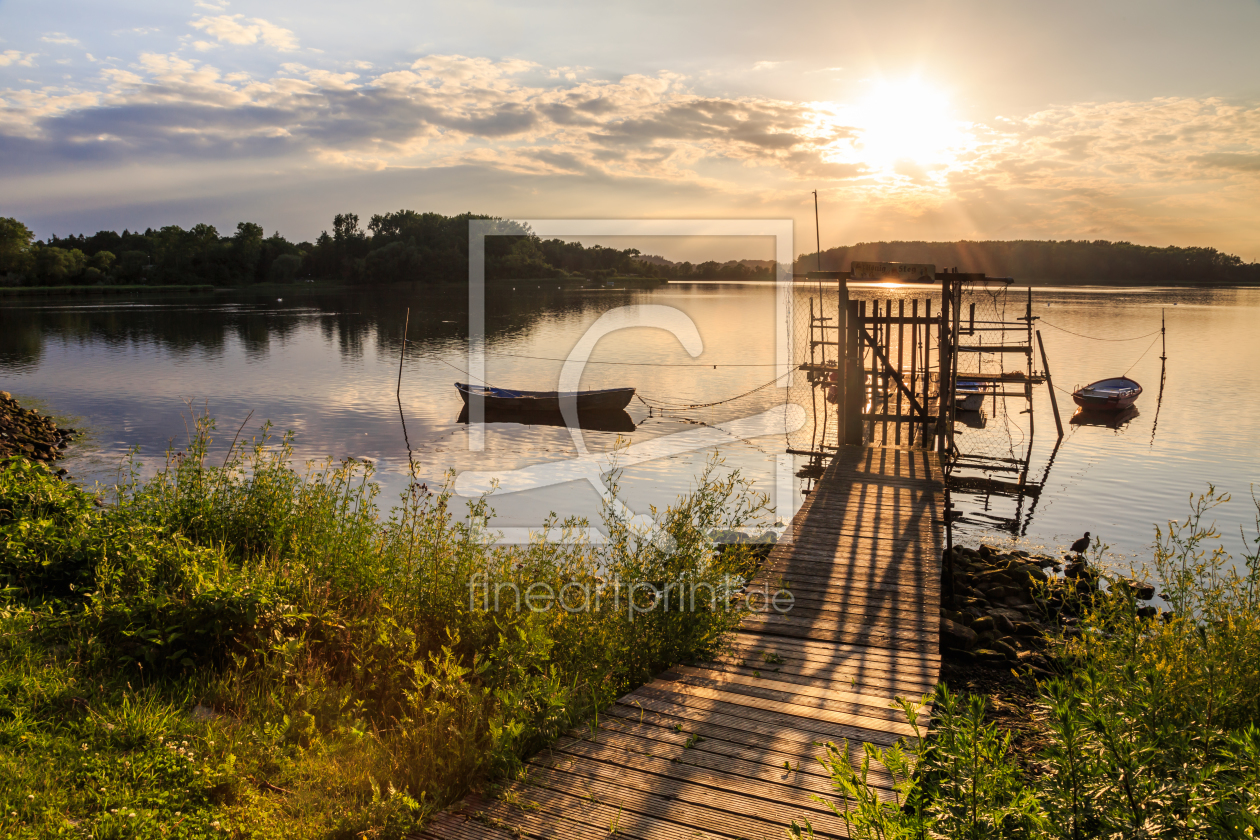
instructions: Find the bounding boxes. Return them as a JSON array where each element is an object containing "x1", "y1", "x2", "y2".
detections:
[{"x1": 1071, "y1": 377, "x2": 1142, "y2": 412}]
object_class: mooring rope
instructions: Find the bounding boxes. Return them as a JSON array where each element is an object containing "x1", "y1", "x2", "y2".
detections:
[
  {"x1": 1123, "y1": 334, "x2": 1164, "y2": 377},
  {"x1": 1039, "y1": 320, "x2": 1161, "y2": 342},
  {"x1": 635, "y1": 368, "x2": 796, "y2": 411}
]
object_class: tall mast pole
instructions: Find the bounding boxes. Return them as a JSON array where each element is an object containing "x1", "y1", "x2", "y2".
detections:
[{"x1": 813, "y1": 190, "x2": 822, "y2": 272}]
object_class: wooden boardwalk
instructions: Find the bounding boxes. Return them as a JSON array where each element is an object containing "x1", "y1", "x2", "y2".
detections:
[{"x1": 420, "y1": 445, "x2": 945, "y2": 840}]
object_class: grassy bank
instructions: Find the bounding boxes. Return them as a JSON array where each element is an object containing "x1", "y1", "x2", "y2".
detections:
[
  {"x1": 794, "y1": 487, "x2": 1260, "y2": 840},
  {"x1": 0, "y1": 417, "x2": 765, "y2": 838}
]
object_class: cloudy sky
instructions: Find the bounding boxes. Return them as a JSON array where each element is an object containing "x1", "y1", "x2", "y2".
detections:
[{"x1": 2, "y1": 0, "x2": 1259, "y2": 260}]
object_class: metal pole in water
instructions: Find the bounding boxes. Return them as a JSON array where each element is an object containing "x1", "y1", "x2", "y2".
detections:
[{"x1": 1161, "y1": 308, "x2": 1166, "y2": 361}]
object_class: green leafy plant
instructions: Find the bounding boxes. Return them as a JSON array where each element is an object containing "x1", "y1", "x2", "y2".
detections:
[{"x1": 796, "y1": 486, "x2": 1260, "y2": 840}]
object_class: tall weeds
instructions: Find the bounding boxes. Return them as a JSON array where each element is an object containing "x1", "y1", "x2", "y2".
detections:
[
  {"x1": 795, "y1": 486, "x2": 1260, "y2": 840},
  {"x1": 0, "y1": 415, "x2": 766, "y2": 836}
]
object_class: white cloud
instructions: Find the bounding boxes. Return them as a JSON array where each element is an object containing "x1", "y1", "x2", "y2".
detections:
[
  {"x1": 195, "y1": 0, "x2": 229, "y2": 9},
  {"x1": 280, "y1": 62, "x2": 359, "y2": 89},
  {"x1": 190, "y1": 15, "x2": 299, "y2": 51},
  {"x1": 193, "y1": 41, "x2": 220, "y2": 52},
  {"x1": 752, "y1": 61, "x2": 782, "y2": 71},
  {"x1": 42, "y1": 32, "x2": 81, "y2": 46},
  {"x1": 0, "y1": 50, "x2": 37, "y2": 67},
  {"x1": 3, "y1": 49, "x2": 1259, "y2": 252},
  {"x1": 548, "y1": 65, "x2": 589, "y2": 81}
]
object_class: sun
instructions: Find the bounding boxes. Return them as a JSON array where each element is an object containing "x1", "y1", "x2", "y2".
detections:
[{"x1": 814, "y1": 78, "x2": 974, "y2": 183}]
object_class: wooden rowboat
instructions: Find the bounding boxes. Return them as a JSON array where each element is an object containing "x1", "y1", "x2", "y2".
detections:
[
  {"x1": 955, "y1": 379, "x2": 987, "y2": 412},
  {"x1": 455, "y1": 382, "x2": 636, "y2": 413},
  {"x1": 1071, "y1": 376, "x2": 1142, "y2": 411}
]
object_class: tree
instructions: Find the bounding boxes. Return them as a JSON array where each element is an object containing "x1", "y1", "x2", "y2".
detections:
[
  {"x1": 90, "y1": 251, "x2": 116, "y2": 272},
  {"x1": 32, "y1": 245, "x2": 87, "y2": 284},
  {"x1": 115, "y1": 250, "x2": 150, "y2": 282},
  {"x1": 231, "y1": 222, "x2": 265, "y2": 283},
  {"x1": 363, "y1": 240, "x2": 423, "y2": 284},
  {"x1": 268, "y1": 254, "x2": 302, "y2": 284},
  {"x1": 0, "y1": 217, "x2": 35, "y2": 277}
]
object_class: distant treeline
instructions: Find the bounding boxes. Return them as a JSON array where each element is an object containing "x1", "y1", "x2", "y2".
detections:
[
  {"x1": 795, "y1": 239, "x2": 1260, "y2": 285},
  {"x1": 0, "y1": 211, "x2": 773, "y2": 288}
]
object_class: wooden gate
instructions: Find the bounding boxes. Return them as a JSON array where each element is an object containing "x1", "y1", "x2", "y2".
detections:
[{"x1": 801, "y1": 272, "x2": 966, "y2": 452}]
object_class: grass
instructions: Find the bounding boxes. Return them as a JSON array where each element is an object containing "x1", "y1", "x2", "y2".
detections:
[
  {"x1": 792, "y1": 486, "x2": 1260, "y2": 840},
  {"x1": 0, "y1": 415, "x2": 767, "y2": 837}
]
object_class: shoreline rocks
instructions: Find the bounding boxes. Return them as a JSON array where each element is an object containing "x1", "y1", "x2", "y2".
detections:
[
  {"x1": 939, "y1": 542, "x2": 1157, "y2": 672},
  {"x1": 0, "y1": 391, "x2": 78, "y2": 467}
]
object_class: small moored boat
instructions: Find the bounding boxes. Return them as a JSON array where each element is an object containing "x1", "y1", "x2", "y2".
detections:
[
  {"x1": 1071, "y1": 376, "x2": 1142, "y2": 411},
  {"x1": 955, "y1": 380, "x2": 987, "y2": 412},
  {"x1": 455, "y1": 382, "x2": 636, "y2": 413}
]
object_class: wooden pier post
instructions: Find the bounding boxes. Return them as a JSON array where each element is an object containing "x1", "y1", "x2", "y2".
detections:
[
  {"x1": 835, "y1": 274, "x2": 849, "y2": 444},
  {"x1": 1036, "y1": 330, "x2": 1064, "y2": 439},
  {"x1": 895, "y1": 298, "x2": 905, "y2": 444},
  {"x1": 844, "y1": 299, "x2": 863, "y2": 444}
]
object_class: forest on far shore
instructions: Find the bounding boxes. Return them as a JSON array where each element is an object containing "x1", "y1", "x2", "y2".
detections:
[
  {"x1": 0, "y1": 211, "x2": 772, "y2": 288},
  {"x1": 2, "y1": 211, "x2": 1256, "y2": 287},
  {"x1": 794, "y1": 239, "x2": 1260, "y2": 285}
]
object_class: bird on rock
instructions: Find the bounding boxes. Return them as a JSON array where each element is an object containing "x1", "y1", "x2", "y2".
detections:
[{"x1": 1070, "y1": 532, "x2": 1091, "y2": 554}]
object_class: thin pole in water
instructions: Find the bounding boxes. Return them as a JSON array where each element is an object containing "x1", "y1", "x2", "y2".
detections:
[
  {"x1": 397, "y1": 308, "x2": 417, "y2": 478},
  {"x1": 1160, "y1": 308, "x2": 1166, "y2": 361},
  {"x1": 1037, "y1": 330, "x2": 1064, "y2": 439}
]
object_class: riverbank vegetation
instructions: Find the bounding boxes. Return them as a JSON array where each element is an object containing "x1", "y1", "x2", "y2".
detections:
[
  {"x1": 794, "y1": 487, "x2": 1260, "y2": 839},
  {"x1": 0, "y1": 415, "x2": 766, "y2": 838}
]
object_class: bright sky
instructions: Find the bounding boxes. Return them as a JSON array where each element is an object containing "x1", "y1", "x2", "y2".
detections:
[{"x1": 2, "y1": 0, "x2": 1259, "y2": 261}]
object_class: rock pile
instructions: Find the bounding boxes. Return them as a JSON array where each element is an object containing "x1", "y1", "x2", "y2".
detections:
[
  {"x1": 0, "y1": 391, "x2": 78, "y2": 465},
  {"x1": 939, "y1": 543, "x2": 1156, "y2": 671}
]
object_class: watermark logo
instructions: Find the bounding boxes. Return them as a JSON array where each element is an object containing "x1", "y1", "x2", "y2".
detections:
[
  {"x1": 464, "y1": 219, "x2": 797, "y2": 544},
  {"x1": 467, "y1": 573, "x2": 796, "y2": 619}
]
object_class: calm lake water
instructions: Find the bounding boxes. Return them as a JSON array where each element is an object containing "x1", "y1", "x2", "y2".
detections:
[{"x1": 2, "y1": 282, "x2": 1257, "y2": 567}]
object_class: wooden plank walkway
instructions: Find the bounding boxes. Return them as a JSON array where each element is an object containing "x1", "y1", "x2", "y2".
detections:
[{"x1": 419, "y1": 445, "x2": 944, "y2": 840}]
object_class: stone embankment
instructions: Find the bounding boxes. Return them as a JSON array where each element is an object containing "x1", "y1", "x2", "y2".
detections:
[
  {"x1": 0, "y1": 391, "x2": 78, "y2": 466},
  {"x1": 940, "y1": 542, "x2": 1155, "y2": 672}
]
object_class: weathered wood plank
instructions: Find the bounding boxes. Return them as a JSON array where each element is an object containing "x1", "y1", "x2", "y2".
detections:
[
  {"x1": 698, "y1": 657, "x2": 939, "y2": 697},
  {"x1": 595, "y1": 704, "x2": 898, "y2": 794}
]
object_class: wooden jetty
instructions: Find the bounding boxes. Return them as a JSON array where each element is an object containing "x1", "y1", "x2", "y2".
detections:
[{"x1": 419, "y1": 445, "x2": 945, "y2": 839}]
